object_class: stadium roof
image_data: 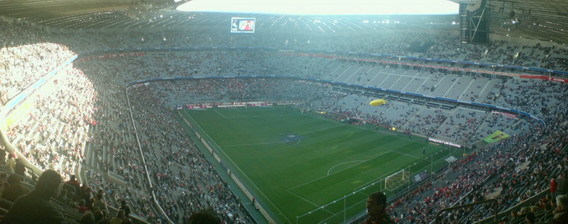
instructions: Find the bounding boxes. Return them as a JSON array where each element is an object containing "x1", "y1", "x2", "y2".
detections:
[
  {"x1": 0, "y1": 0, "x2": 566, "y2": 42},
  {"x1": 484, "y1": 0, "x2": 568, "y2": 43}
]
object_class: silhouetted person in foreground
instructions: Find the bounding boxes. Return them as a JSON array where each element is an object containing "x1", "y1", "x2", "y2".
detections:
[
  {"x1": 188, "y1": 209, "x2": 221, "y2": 224},
  {"x1": 365, "y1": 192, "x2": 394, "y2": 224},
  {"x1": 2, "y1": 169, "x2": 66, "y2": 224},
  {"x1": 552, "y1": 195, "x2": 568, "y2": 224}
]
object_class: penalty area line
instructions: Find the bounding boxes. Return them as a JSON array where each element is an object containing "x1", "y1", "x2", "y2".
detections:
[
  {"x1": 213, "y1": 109, "x2": 227, "y2": 119},
  {"x1": 220, "y1": 141, "x2": 282, "y2": 147},
  {"x1": 392, "y1": 150, "x2": 422, "y2": 159},
  {"x1": 287, "y1": 190, "x2": 335, "y2": 216},
  {"x1": 326, "y1": 160, "x2": 364, "y2": 176}
]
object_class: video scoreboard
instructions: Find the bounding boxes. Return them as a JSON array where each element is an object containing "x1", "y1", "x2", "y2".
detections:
[{"x1": 231, "y1": 17, "x2": 256, "y2": 33}]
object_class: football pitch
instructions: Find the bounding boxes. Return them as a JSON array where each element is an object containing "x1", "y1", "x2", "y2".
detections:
[{"x1": 176, "y1": 106, "x2": 462, "y2": 223}]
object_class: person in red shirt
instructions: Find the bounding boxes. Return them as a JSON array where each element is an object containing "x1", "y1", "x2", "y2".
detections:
[
  {"x1": 65, "y1": 175, "x2": 80, "y2": 188},
  {"x1": 551, "y1": 178, "x2": 558, "y2": 197}
]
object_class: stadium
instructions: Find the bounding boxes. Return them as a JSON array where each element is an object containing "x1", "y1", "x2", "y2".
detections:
[{"x1": 0, "y1": 0, "x2": 567, "y2": 223}]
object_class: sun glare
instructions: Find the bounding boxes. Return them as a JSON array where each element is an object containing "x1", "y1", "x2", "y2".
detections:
[{"x1": 177, "y1": 0, "x2": 458, "y2": 15}]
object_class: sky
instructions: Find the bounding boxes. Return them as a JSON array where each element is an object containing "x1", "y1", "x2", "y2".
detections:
[{"x1": 177, "y1": 0, "x2": 459, "y2": 15}]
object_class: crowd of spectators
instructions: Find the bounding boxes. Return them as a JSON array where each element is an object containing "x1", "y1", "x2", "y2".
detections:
[
  {"x1": 4, "y1": 66, "x2": 95, "y2": 178},
  {"x1": 127, "y1": 85, "x2": 256, "y2": 223},
  {"x1": 72, "y1": 59, "x2": 268, "y2": 223},
  {"x1": 146, "y1": 78, "x2": 321, "y2": 108},
  {"x1": 0, "y1": 42, "x2": 74, "y2": 105},
  {"x1": 384, "y1": 101, "x2": 567, "y2": 223}
]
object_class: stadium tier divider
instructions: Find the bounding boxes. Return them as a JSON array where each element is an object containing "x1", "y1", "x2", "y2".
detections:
[
  {"x1": 176, "y1": 110, "x2": 275, "y2": 224},
  {"x1": 124, "y1": 87, "x2": 173, "y2": 224}
]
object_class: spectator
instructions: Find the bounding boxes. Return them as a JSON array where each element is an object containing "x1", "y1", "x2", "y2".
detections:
[
  {"x1": 63, "y1": 175, "x2": 80, "y2": 201},
  {"x1": 6, "y1": 154, "x2": 15, "y2": 173},
  {"x1": 188, "y1": 209, "x2": 221, "y2": 224},
  {"x1": 552, "y1": 195, "x2": 568, "y2": 224},
  {"x1": 524, "y1": 211, "x2": 535, "y2": 224},
  {"x1": 81, "y1": 186, "x2": 93, "y2": 210},
  {"x1": 120, "y1": 200, "x2": 131, "y2": 218},
  {"x1": 558, "y1": 173, "x2": 567, "y2": 196},
  {"x1": 14, "y1": 158, "x2": 26, "y2": 177},
  {"x1": 93, "y1": 192, "x2": 109, "y2": 215},
  {"x1": 1, "y1": 174, "x2": 27, "y2": 202},
  {"x1": 80, "y1": 212, "x2": 95, "y2": 224},
  {"x1": 110, "y1": 210, "x2": 126, "y2": 224},
  {"x1": 551, "y1": 178, "x2": 558, "y2": 197},
  {"x1": 77, "y1": 199, "x2": 90, "y2": 213},
  {"x1": 2, "y1": 169, "x2": 66, "y2": 224},
  {"x1": 365, "y1": 192, "x2": 394, "y2": 224},
  {"x1": 66, "y1": 175, "x2": 81, "y2": 190},
  {"x1": 92, "y1": 210, "x2": 108, "y2": 224},
  {"x1": 0, "y1": 147, "x2": 6, "y2": 165}
]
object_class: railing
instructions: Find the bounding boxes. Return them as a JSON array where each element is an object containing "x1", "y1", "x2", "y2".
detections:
[
  {"x1": 434, "y1": 199, "x2": 498, "y2": 224},
  {"x1": 177, "y1": 110, "x2": 275, "y2": 224},
  {"x1": 125, "y1": 87, "x2": 174, "y2": 224},
  {"x1": 474, "y1": 189, "x2": 550, "y2": 224}
]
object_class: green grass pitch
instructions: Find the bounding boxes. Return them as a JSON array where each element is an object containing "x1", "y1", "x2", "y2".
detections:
[{"x1": 177, "y1": 106, "x2": 461, "y2": 223}]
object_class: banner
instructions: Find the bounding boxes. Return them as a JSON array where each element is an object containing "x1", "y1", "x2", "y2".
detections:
[
  {"x1": 491, "y1": 111, "x2": 518, "y2": 119},
  {"x1": 483, "y1": 130, "x2": 510, "y2": 143},
  {"x1": 3, "y1": 101, "x2": 33, "y2": 130}
]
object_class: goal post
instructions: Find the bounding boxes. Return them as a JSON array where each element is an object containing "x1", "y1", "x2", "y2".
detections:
[
  {"x1": 384, "y1": 169, "x2": 410, "y2": 191},
  {"x1": 299, "y1": 168, "x2": 410, "y2": 223}
]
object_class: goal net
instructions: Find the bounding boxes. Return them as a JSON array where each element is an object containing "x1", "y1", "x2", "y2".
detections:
[{"x1": 384, "y1": 169, "x2": 410, "y2": 191}]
